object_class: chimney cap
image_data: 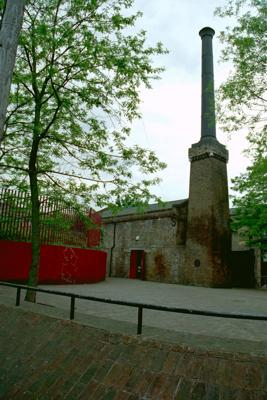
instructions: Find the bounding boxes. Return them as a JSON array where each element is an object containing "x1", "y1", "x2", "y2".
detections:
[{"x1": 199, "y1": 27, "x2": 215, "y2": 38}]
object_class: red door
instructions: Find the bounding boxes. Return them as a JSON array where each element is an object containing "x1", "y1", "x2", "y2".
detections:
[{"x1": 129, "y1": 250, "x2": 145, "y2": 279}]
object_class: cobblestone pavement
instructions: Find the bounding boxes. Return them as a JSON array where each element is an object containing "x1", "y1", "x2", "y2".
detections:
[{"x1": 1, "y1": 304, "x2": 267, "y2": 400}]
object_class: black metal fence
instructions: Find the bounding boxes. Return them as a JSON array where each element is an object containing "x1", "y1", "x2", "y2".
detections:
[
  {"x1": 1, "y1": 281, "x2": 267, "y2": 335},
  {"x1": 0, "y1": 188, "x2": 91, "y2": 247}
]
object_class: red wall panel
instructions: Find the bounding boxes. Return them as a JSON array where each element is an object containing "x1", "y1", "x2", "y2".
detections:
[
  {"x1": 0, "y1": 240, "x2": 107, "y2": 284},
  {"x1": 87, "y1": 209, "x2": 102, "y2": 247}
]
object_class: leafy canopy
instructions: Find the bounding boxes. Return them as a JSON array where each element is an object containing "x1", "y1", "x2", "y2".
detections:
[
  {"x1": 231, "y1": 138, "x2": 267, "y2": 250},
  {"x1": 215, "y1": 0, "x2": 267, "y2": 250},
  {"x1": 0, "y1": 0, "x2": 167, "y2": 210},
  {"x1": 215, "y1": 0, "x2": 266, "y2": 133}
]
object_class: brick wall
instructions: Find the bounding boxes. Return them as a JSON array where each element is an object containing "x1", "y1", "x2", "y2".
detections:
[
  {"x1": 102, "y1": 203, "x2": 187, "y2": 283},
  {"x1": 184, "y1": 143, "x2": 231, "y2": 287}
]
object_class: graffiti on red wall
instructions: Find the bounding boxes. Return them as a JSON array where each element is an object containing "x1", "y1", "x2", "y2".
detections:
[
  {"x1": 61, "y1": 247, "x2": 79, "y2": 283},
  {"x1": 0, "y1": 240, "x2": 107, "y2": 284}
]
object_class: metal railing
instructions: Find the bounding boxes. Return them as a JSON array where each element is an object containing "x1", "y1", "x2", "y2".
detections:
[{"x1": 1, "y1": 281, "x2": 267, "y2": 335}]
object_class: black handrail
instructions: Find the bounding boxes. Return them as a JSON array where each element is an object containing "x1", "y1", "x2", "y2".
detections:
[{"x1": 1, "y1": 280, "x2": 267, "y2": 335}]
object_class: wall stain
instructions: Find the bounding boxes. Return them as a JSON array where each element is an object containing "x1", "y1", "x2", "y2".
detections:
[
  {"x1": 186, "y1": 205, "x2": 231, "y2": 287},
  {"x1": 154, "y1": 253, "x2": 171, "y2": 281}
]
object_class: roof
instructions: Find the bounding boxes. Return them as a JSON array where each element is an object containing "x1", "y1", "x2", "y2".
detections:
[{"x1": 100, "y1": 199, "x2": 188, "y2": 219}]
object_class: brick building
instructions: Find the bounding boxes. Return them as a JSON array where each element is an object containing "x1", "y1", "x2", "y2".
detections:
[
  {"x1": 101, "y1": 27, "x2": 264, "y2": 288},
  {"x1": 101, "y1": 200, "x2": 188, "y2": 283},
  {"x1": 101, "y1": 201, "x2": 263, "y2": 288}
]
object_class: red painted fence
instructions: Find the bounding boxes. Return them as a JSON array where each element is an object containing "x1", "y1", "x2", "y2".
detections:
[{"x1": 0, "y1": 240, "x2": 106, "y2": 284}]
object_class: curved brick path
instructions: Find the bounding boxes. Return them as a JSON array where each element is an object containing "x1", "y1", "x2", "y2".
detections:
[{"x1": 1, "y1": 303, "x2": 267, "y2": 399}]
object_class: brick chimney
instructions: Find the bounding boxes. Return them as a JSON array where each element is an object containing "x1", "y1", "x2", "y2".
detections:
[{"x1": 182, "y1": 27, "x2": 231, "y2": 287}]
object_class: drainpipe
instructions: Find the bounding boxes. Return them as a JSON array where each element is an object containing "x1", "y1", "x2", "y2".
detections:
[{"x1": 109, "y1": 222, "x2": 116, "y2": 277}]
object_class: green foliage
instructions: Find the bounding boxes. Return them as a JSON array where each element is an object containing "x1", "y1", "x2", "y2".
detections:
[
  {"x1": 215, "y1": 0, "x2": 266, "y2": 132},
  {"x1": 0, "y1": 0, "x2": 6, "y2": 17},
  {"x1": 231, "y1": 138, "x2": 267, "y2": 250},
  {"x1": 0, "y1": 0, "x2": 167, "y2": 210},
  {"x1": 216, "y1": 0, "x2": 267, "y2": 249},
  {"x1": 0, "y1": 188, "x2": 94, "y2": 246}
]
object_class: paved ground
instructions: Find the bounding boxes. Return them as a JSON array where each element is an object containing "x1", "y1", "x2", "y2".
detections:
[
  {"x1": 1, "y1": 279, "x2": 267, "y2": 399},
  {"x1": 1, "y1": 278, "x2": 267, "y2": 353},
  {"x1": 1, "y1": 304, "x2": 267, "y2": 399}
]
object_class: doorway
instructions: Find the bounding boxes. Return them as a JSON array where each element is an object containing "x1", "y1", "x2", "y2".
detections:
[
  {"x1": 129, "y1": 250, "x2": 145, "y2": 280},
  {"x1": 230, "y1": 250, "x2": 255, "y2": 288}
]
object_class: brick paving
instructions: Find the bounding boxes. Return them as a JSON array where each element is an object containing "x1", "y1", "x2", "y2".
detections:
[{"x1": 1, "y1": 303, "x2": 267, "y2": 399}]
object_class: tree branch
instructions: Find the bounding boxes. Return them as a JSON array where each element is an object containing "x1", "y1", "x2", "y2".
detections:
[
  {"x1": 44, "y1": 172, "x2": 71, "y2": 193},
  {"x1": 23, "y1": 44, "x2": 33, "y2": 73},
  {"x1": 43, "y1": 169, "x2": 114, "y2": 184},
  {"x1": 21, "y1": 80, "x2": 35, "y2": 97},
  {"x1": 40, "y1": 77, "x2": 62, "y2": 138},
  {"x1": 0, "y1": 163, "x2": 28, "y2": 172},
  {"x1": 5, "y1": 100, "x2": 30, "y2": 127},
  {"x1": 50, "y1": 0, "x2": 62, "y2": 69}
]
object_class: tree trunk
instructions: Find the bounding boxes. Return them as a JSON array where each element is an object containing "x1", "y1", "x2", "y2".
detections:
[
  {"x1": 25, "y1": 130, "x2": 41, "y2": 303},
  {"x1": 25, "y1": 169, "x2": 40, "y2": 302},
  {"x1": 0, "y1": 0, "x2": 26, "y2": 144}
]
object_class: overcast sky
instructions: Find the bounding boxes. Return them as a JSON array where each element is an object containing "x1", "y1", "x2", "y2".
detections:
[{"x1": 128, "y1": 0, "x2": 249, "y2": 202}]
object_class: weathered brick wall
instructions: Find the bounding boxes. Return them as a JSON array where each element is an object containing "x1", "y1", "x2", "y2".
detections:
[
  {"x1": 102, "y1": 204, "x2": 187, "y2": 283},
  {"x1": 1, "y1": 304, "x2": 267, "y2": 399},
  {"x1": 183, "y1": 142, "x2": 231, "y2": 287}
]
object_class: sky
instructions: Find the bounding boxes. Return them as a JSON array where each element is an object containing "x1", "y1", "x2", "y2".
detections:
[{"x1": 127, "y1": 0, "x2": 249, "y2": 202}]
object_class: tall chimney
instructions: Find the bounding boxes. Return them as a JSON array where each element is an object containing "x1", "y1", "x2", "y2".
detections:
[
  {"x1": 181, "y1": 27, "x2": 231, "y2": 288},
  {"x1": 199, "y1": 27, "x2": 216, "y2": 139}
]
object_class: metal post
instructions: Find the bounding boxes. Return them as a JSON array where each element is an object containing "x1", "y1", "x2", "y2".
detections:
[
  {"x1": 137, "y1": 306, "x2": 143, "y2": 335},
  {"x1": 16, "y1": 287, "x2": 21, "y2": 306},
  {"x1": 70, "y1": 296, "x2": 75, "y2": 320}
]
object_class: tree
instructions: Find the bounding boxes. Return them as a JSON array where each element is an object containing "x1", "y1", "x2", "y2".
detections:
[
  {"x1": 215, "y1": 0, "x2": 267, "y2": 250},
  {"x1": 0, "y1": 0, "x2": 26, "y2": 144},
  {"x1": 231, "y1": 133, "x2": 267, "y2": 250},
  {"x1": 0, "y1": 0, "x2": 166, "y2": 301}
]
